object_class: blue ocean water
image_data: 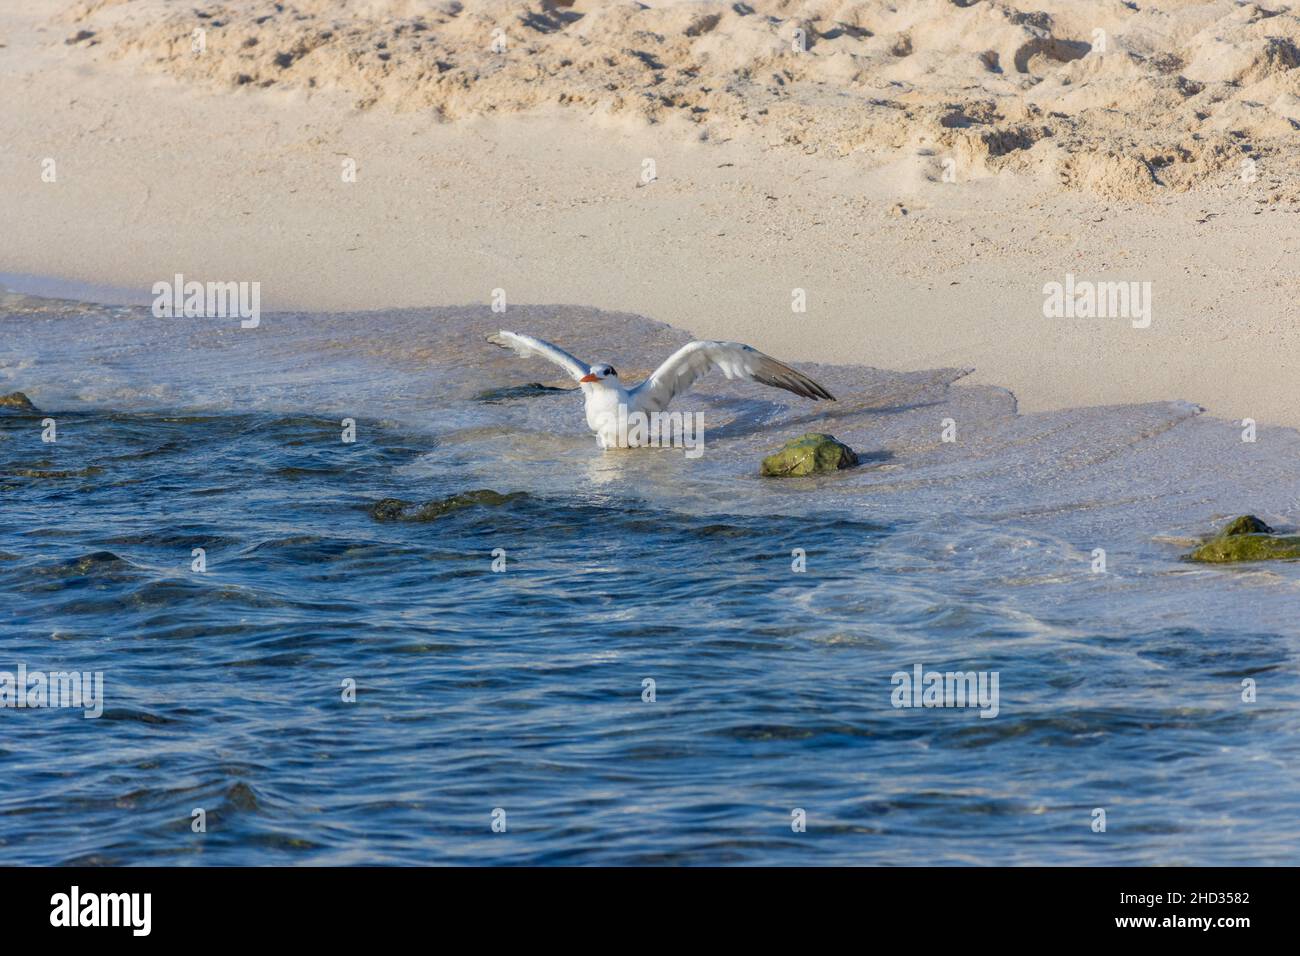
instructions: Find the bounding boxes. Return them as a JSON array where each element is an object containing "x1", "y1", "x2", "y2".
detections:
[{"x1": 2, "y1": 293, "x2": 1298, "y2": 865}]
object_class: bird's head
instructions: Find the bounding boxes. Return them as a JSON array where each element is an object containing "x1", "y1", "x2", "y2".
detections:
[{"x1": 580, "y1": 364, "x2": 619, "y2": 385}]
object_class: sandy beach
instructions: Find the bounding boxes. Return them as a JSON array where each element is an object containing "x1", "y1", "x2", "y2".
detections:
[{"x1": 2, "y1": 0, "x2": 1298, "y2": 428}]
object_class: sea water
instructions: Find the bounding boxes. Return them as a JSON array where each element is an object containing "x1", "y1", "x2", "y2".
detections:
[{"x1": 1, "y1": 292, "x2": 1298, "y2": 864}]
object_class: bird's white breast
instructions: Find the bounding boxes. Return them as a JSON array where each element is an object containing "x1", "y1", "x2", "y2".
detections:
[{"x1": 583, "y1": 384, "x2": 636, "y2": 448}]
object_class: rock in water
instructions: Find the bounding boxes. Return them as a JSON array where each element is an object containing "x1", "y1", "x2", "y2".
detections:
[
  {"x1": 0, "y1": 392, "x2": 38, "y2": 412},
  {"x1": 760, "y1": 433, "x2": 858, "y2": 477},
  {"x1": 369, "y1": 498, "x2": 412, "y2": 522},
  {"x1": 369, "y1": 490, "x2": 526, "y2": 522},
  {"x1": 1216, "y1": 514, "x2": 1273, "y2": 537},
  {"x1": 473, "y1": 382, "x2": 571, "y2": 403},
  {"x1": 1187, "y1": 514, "x2": 1300, "y2": 563}
]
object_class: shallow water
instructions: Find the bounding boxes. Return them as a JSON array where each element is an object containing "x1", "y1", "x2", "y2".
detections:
[{"x1": 2, "y1": 292, "x2": 1298, "y2": 865}]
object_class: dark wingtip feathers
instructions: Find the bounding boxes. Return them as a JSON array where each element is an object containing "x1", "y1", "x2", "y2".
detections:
[{"x1": 754, "y1": 359, "x2": 836, "y2": 402}]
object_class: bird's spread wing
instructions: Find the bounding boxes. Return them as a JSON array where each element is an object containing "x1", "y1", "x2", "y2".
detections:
[
  {"x1": 632, "y1": 340, "x2": 835, "y2": 410},
  {"x1": 486, "y1": 330, "x2": 589, "y2": 382}
]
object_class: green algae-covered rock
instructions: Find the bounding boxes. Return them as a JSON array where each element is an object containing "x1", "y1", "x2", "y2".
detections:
[
  {"x1": 0, "y1": 392, "x2": 37, "y2": 412},
  {"x1": 760, "y1": 433, "x2": 858, "y2": 477},
  {"x1": 369, "y1": 489, "x2": 526, "y2": 522},
  {"x1": 1187, "y1": 514, "x2": 1300, "y2": 563},
  {"x1": 1216, "y1": 515, "x2": 1273, "y2": 537}
]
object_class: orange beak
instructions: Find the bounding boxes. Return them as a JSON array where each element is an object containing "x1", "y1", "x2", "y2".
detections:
[{"x1": 579, "y1": 373, "x2": 599, "y2": 382}]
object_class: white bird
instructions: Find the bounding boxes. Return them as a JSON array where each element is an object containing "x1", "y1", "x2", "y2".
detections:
[{"x1": 487, "y1": 330, "x2": 835, "y2": 449}]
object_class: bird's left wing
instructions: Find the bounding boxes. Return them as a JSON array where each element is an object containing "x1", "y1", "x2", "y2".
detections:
[
  {"x1": 487, "y1": 330, "x2": 590, "y2": 382},
  {"x1": 632, "y1": 340, "x2": 835, "y2": 411}
]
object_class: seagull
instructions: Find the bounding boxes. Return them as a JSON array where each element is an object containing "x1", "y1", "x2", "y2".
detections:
[{"x1": 487, "y1": 330, "x2": 835, "y2": 448}]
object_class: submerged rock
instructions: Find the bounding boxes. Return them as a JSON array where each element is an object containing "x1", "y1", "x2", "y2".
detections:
[
  {"x1": 0, "y1": 391, "x2": 38, "y2": 412},
  {"x1": 368, "y1": 498, "x2": 412, "y2": 522},
  {"x1": 369, "y1": 489, "x2": 527, "y2": 522},
  {"x1": 760, "y1": 433, "x2": 858, "y2": 477},
  {"x1": 1187, "y1": 514, "x2": 1300, "y2": 563},
  {"x1": 474, "y1": 382, "x2": 571, "y2": 403},
  {"x1": 7, "y1": 465, "x2": 103, "y2": 480}
]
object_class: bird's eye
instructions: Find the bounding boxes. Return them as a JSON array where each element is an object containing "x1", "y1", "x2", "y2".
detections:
[{"x1": 607, "y1": 367, "x2": 616, "y2": 376}]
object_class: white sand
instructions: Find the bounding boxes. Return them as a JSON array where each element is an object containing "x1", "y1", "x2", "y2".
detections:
[{"x1": 2, "y1": 0, "x2": 1299, "y2": 425}]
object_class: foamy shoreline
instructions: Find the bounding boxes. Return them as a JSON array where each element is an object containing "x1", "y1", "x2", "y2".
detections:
[{"x1": 2, "y1": 1, "x2": 1298, "y2": 426}]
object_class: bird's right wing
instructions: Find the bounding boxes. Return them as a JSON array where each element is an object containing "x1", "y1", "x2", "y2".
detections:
[
  {"x1": 487, "y1": 330, "x2": 589, "y2": 382},
  {"x1": 633, "y1": 340, "x2": 835, "y2": 411}
]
